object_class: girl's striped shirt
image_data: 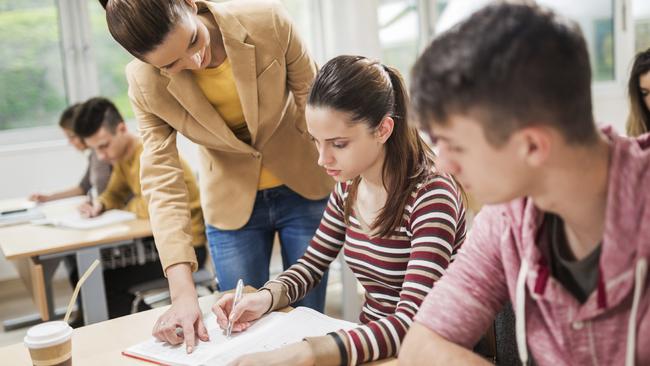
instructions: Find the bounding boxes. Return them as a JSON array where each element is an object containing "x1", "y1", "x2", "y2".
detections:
[{"x1": 263, "y1": 173, "x2": 466, "y2": 365}]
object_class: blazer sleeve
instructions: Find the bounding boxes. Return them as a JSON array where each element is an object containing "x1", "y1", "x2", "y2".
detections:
[
  {"x1": 126, "y1": 65, "x2": 198, "y2": 274},
  {"x1": 271, "y1": 0, "x2": 317, "y2": 131}
]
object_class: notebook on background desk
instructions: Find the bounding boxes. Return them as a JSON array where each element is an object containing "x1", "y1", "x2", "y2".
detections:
[
  {"x1": 32, "y1": 209, "x2": 137, "y2": 230},
  {"x1": 123, "y1": 307, "x2": 357, "y2": 366}
]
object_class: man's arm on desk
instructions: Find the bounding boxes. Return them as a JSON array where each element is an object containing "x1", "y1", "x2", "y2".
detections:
[
  {"x1": 398, "y1": 323, "x2": 490, "y2": 365},
  {"x1": 152, "y1": 263, "x2": 209, "y2": 354}
]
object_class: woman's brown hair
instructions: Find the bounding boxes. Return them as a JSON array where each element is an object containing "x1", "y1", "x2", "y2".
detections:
[
  {"x1": 99, "y1": 0, "x2": 191, "y2": 59},
  {"x1": 627, "y1": 48, "x2": 650, "y2": 137},
  {"x1": 308, "y1": 55, "x2": 437, "y2": 238}
]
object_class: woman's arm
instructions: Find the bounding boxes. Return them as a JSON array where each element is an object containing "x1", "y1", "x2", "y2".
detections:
[{"x1": 126, "y1": 63, "x2": 203, "y2": 353}]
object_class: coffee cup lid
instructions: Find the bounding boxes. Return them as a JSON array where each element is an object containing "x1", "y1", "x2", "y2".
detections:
[{"x1": 24, "y1": 321, "x2": 72, "y2": 349}]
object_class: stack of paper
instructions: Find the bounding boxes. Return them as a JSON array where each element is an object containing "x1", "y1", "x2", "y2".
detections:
[
  {"x1": 0, "y1": 207, "x2": 45, "y2": 227},
  {"x1": 123, "y1": 307, "x2": 357, "y2": 366}
]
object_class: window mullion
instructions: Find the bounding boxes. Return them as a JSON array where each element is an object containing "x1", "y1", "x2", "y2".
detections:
[{"x1": 58, "y1": 0, "x2": 99, "y2": 104}]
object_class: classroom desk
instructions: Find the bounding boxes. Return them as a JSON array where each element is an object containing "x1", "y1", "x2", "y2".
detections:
[
  {"x1": 0, "y1": 197, "x2": 152, "y2": 326},
  {"x1": 0, "y1": 288, "x2": 397, "y2": 365}
]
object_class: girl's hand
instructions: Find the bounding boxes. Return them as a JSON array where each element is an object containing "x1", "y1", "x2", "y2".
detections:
[{"x1": 212, "y1": 290, "x2": 272, "y2": 333}]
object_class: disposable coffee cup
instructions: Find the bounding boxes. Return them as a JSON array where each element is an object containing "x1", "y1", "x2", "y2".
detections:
[{"x1": 24, "y1": 321, "x2": 72, "y2": 366}]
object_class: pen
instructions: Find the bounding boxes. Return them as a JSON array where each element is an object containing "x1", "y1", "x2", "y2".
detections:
[
  {"x1": 226, "y1": 279, "x2": 244, "y2": 337},
  {"x1": 1, "y1": 208, "x2": 28, "y2": 215},
  {"x1": 87, "y1": 186, "x2": 96, "y2": 203}
]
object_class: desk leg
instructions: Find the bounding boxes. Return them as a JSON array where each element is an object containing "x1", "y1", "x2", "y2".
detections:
[
  {"x1": 2, "y1": 258, "x2": 62, "y2": 330},
  {"x1": 76, "y1": 247, "x2": 108, "y2": 324},
  {"x1": 40, "y1": 257, "x2": 62, "y2": 321},
  {"x1": 29, "y1": 259, "x2": 49, "y2": 321}
]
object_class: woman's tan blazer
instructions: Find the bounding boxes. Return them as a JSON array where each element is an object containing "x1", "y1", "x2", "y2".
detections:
[{"x1": 126, "y1": 0, "x2": 333, "y2": 272}]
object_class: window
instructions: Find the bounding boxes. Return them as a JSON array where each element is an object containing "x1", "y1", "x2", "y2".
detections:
[
  {"x1": 437, "y1": 0, "x2": 616, "y2": 82},
  {"x1": 0, "y1": 0, "x2": 67, "y2": 131},
  {"x1": 634, "y1": 0, "x2": 650, "y2": 53},
  {"x1": 281, "y1": 0, "x2": 319, "y2": 55},
  {"x1": 377, "y1": 0, "x2": 420, "y2": 80},
  {"x1": 87, "y1": 0, "x2": 134, "y2": 120},
  {"x1": 536, "y1": 0, "x2": 615, "y2": 82}
]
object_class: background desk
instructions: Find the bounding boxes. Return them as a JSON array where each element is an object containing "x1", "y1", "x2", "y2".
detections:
[
  {"x1": 0, "y1": 197, "x2": 152, "y2": 326},
  {"x1": 0, "y1": 289, "x2": 397, "y2": 365}
]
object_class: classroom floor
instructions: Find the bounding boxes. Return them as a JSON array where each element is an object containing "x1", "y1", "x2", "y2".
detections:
[
  {"x1": 0, "y1": 244, "x2": 355, "y2": 348},
  {"x1": 0, "y1": 277, "x2": 73, "y2": 347}
]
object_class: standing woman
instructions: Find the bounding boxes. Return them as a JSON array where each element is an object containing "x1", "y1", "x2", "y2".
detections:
[
  {"x1": 213, "y1": 55, "x2": 467, "y2": 365},
  {"x1": 626, "y1": 48, "x2": 650, "y2": 137},
  {"x1": 99, "y1": 0, "x2": 332, "y2": 352}
]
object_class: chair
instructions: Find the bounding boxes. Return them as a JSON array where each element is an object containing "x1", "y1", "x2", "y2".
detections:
[{"x1": 128, "y1": 268, "x2": 218, "y2": 314}]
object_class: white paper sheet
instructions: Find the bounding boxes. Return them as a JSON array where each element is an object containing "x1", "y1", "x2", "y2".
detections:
[
  {"x1": 123, "y1": 307, "x2": 357, "y2": 366},
  {"x1": 33, "y1": 209, "x2": 136, "y2": 229}
]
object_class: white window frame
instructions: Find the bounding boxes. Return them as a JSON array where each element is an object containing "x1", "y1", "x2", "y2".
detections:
[{"x1": 0, "y1": 0, "x2": 97, "y2": 147}]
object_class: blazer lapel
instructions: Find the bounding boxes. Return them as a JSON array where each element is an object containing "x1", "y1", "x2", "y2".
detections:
[
  {"x1": 166, "y1": 70, "x2": 254, "y2": 153},
  {"x1": 206, "y1": 1, "x2": 260, "y2": 145}
]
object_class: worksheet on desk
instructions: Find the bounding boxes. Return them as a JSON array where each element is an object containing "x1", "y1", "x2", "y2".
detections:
[
  {"x1": 33, "y1": 209, "x2": 136, "y2": 229},
  {"x1": 123, "y1": 307, "x2": 357, "y2": 366}
]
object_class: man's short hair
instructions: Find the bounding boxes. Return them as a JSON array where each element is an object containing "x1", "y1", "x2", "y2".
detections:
[
  {"x1": 411, "y1": 3, "x2": 598, "y2": 146},
  {"x1": 73, "y1": 97, "x2": 124, "y2": 138},
  {"x1": 58, "y1": 103, "x2": 81, "y2": 130}
]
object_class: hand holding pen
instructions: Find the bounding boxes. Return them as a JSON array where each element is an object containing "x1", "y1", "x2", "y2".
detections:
[
  {"x1": 212, "y1": 280, "x2": 273, "y2": 335},
  {"x1": 78, "y1": 187, "x2": 104, "y2": 218}
]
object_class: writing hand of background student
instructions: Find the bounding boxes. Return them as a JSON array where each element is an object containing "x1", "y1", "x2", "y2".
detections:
[
  {"x1": 78, "y1": 200, "x2": 103, "y2": 218},
  {"x1": 228, "y1": 341, "x2": 315, "y2": 366},
  {"x1": 212, "y1": 290, "x2": 272, "y2": 333},
  {"x1": 29, "y1": 193, "x2": 50, "y2": 203}
]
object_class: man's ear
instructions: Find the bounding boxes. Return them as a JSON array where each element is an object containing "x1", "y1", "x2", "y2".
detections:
[
  {"x1": 516, "y1": 126, "x2": 551, "y2": 167},
  {"x1": 375, "y1": 116, "x2": 395, "y2": 144},
  {"x1": 116, "y1": 121, "x2": 128, "y2": 134}
]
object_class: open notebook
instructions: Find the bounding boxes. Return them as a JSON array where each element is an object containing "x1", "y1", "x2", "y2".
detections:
[{"x1": 123, "y1": 307, "x2": 357, "y2": 366}]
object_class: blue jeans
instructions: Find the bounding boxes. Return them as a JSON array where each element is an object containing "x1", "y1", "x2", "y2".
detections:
[{"x1": 207, "y1": 185, "x2": 329, "y2": 312}]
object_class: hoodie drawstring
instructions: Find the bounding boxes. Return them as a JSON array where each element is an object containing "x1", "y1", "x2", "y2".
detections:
[
  {"x1": 516, "y1": 259, "x2": 530, "y2": 365},
  {"x1": 626, "y1": 258, "x2": 647, "y2": 366}
]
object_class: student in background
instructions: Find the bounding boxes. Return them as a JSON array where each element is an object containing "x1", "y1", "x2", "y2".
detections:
[
  {"x1": 29, "y1": 103, "x2": 112, "y2": 202},
  {"x1": 27, "y1": 103, "x2": 113, "y2": 326},
  {"x1": 626, "y1": 48, "x2": 650, "y2": 137},
  {"x1": 73, "y1": 97, "x2": 208, "y2": 318},
  {"x1": 399, "y1": 3, "x2": 650, "y2": 365},
  {"x1": 99, "y1": 0, "x2": 332, "y2": 351},
  {"x1": 213, "y1": 55, "x2": 467, "y2": 366}
]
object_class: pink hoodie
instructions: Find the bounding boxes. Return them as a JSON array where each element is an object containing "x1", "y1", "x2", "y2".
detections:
[{"x1": 414, "y1": 128, "x2": 649, "y2": 365}]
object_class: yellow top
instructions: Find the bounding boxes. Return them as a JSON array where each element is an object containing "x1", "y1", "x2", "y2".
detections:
[
  {"x1": 192, "y1": 58, "x2": 283, "y2": 190},
  {"x1": 98, "y1": 140, "x2": 206, "y2": 247}
]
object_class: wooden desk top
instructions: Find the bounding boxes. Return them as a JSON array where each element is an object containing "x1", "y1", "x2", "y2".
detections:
[
  {"x1": 0, "y1": 219, "x2": 151, "y2": 260},
  {"x1": 0, "y1": 197, "x2": 151, "y2": 260},
  {"x1": 0, "y1": 288, "x2": 397, "y2": 365}
]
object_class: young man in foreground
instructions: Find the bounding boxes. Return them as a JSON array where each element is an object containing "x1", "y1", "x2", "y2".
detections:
[{"x1": 399, "y1": 3, "x2": 649, "y2": 365}]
